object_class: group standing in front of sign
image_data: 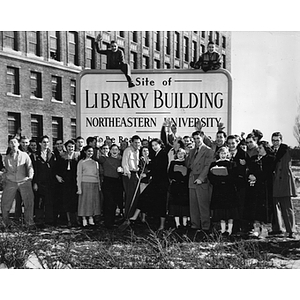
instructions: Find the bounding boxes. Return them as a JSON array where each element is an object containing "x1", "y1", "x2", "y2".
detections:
[
  {"x1": 0, "y1": 40, "x2": 297, "y2": 240},
  {"x1": 0, "y1": 123, "x2": 297, "y2": 240}
]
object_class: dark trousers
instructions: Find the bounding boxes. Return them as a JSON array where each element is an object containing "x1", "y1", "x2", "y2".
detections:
[
  {"x1": 122, "y1": 172, "x2": 139, "y2": 218},
  {"x1": 273, "y1": 196, "x2": 296, "y2": 233},
  {"x1": 119, "y1": 63, "x2": 132, "y2": 83},
  {"x1": 34, "y1": 187, "x2": 54, "y2": 225},
  {"x1": 14, "y1": 189, "x2": 22, "y2": 219},
  {"x1": 53, "y1": 182, "x2": 64, "y2": 225},
  {"x1": 233, "y1": 186, "x2": 251, "y2": 232},
  {"x1": 102, "y1": 176, "x2": 123, "y2": 227}
]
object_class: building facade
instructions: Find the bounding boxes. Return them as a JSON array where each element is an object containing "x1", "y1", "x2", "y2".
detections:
[{"x1": 0, "y1": 31, "x2": 231, "y2": 153}]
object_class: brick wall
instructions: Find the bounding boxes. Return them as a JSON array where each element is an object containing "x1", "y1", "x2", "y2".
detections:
[{"x1": 0, "y1": 56, "x2": 77, "y2": 153}]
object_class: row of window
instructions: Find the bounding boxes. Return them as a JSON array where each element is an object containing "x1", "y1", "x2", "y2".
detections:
[
  {"x1": 3, "y1": 31, "x2": 227, "y2": 70},
  {"x1": 8, "y1": 112, "x2": 76, "y2": 143},
  {"x1": 138, "y1": 53, "x2": 226, "y2": 69},
  {"x1": 123, "y1": 32, "x2": 226, "y2": 68},
  {"x1": 6, "y1": 66, "x2": 76, "y2": 103},
  {"x1": 3, "y1": 31, "x2": 95, "y2": 68},
  {"x1": 120, "y1": 31, "x2": 226, "y2": 67},
  {"x1": 121, "y1": 31, "x2": 226, "y2": 49}
]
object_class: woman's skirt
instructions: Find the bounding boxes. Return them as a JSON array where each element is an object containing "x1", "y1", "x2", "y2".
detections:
[{"x1": 78, "y1": 182, "x2": 101, "y2": 217}]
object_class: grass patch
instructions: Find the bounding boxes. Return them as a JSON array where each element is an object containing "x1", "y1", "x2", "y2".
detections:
[{"x1": 0, "y1": 222, "x2": 285, "y2": 269}]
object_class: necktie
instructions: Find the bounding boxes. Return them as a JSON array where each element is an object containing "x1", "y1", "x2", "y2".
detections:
[{"x1": 194, "y1": 147, "x2": 199, "y2": 158}]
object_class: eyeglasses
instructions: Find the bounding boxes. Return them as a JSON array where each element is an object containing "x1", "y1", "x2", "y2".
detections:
[{"x1": 272, "y1": 139, "x2": 280, "y2": 142}]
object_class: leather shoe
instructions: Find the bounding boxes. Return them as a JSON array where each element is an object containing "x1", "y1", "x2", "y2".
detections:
[
  {"x1": 128, "y1": 81, "x2": 135, "y2": 88},
  {"x1": 268, "y1": 230, "x2": 283, "y2": 235}
]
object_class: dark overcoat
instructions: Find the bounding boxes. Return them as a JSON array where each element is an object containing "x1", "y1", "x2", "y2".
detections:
[{"x1": 273, "y1": 144, "x2": 297, "y2": 198}]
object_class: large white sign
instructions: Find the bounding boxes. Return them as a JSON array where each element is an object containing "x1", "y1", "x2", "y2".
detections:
[{"x1": 77, "y1": 69, "x2": 232, "y2": 143}]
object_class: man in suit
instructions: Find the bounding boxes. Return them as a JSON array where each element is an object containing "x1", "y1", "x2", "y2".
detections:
[
  {"x1": 186, "y1": 131, "x2": 214, "y2": 231},
  {"x1": 271, "y1": 132, "x2": 296, "y2": 238}
]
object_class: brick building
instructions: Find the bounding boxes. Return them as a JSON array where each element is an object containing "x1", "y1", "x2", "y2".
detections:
[{"x1": 0, "y1": 31, "x2": 231, "y2": 154}]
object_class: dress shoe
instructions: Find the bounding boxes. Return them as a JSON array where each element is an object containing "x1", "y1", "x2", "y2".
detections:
[
  {"x1": 287, "y1": 232, "x2": 296, "y2": 239},
  {"x1": 128, "y1": 81, "x2": 135, "y2": 88},
  {"x1": 249, "y1": 231, "x2": 260, "y2": 238},
  {"x1": 268, "y1": 230, "x2": 283, "y2": 235}
]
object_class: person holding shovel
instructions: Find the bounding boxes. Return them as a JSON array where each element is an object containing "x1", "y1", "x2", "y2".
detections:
[
  {"x1": 128, "y1": 138, "x2": 169, "y2": 231},
  {"x1": 121, "y1": 135, "x2": 142, "y2": 220}
]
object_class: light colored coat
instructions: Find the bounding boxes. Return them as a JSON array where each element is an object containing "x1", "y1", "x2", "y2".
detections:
[{"x1": 185, "y1": 143, "x2": 214, "y2": 230}]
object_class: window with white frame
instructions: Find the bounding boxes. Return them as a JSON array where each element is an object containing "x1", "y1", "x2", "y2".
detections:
[
  {"x1": 28, "y1": 31, "x2": 40, "y2": 56},
  {"x1": 165, "y1": 31, "x2": 171, "y2": 55},
  {"x1": 85, "y1": 36, "x2": 95, "y2": 69},
  {"x1": 4, "y1": 31, "x2": 18, "y2": 50},
  {"x1": 49, "y1": 31, "x2": 60, "y2": 60},
  {"x1": 8, "y1": 112, "x2": 21, "y2": 138},
  {"x1": 143, "y1": 31, "x2": 150, "y2": 47},
  {"x1": 68, "y1": 31, "x2": 79, "y2": 65},
  {"x1": 130, "y1": 52, "x2": 138, "y2": 69},
  {"x1": 51, "y1": 75, "x2": 62, "y2": 101},
  {"x1": 31, "y1": 114, "x2": 43, "y2": 139},
  {"x1": 70, "y1": 79, "x2": 76, "y2": 103},
  {"x1": 30, "y1": 71, "x2": 42, "y2": 98},
  {"x1": 52, "y1": 117, "x2": 63, "y2": 144},
  {"x1": 175, "y1": 32, "x2": 180, "y2": 59},
  {"x1": 184, "y1": 36, "x2": 189, "y2": 62},
  {"x1": 192, "y1": 40, "x2": 197, "y2": 62},
  {"x1": 142, "y1": 55, "x2": 150, "y2": 69},
  {"x1": 7, "y1": 66, "x2": 20, "y2": 95},
  {"x1": 154, "y1": 31, "x2": 160, "y2": 51}
]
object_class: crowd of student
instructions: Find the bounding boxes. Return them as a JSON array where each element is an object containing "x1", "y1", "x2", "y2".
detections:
[
  {"x1": 0, "y1": 121, "x2": 297, "y2": 239},
  {"x1": 0, "y1": 40, "x2": 296, "y2": 237}
]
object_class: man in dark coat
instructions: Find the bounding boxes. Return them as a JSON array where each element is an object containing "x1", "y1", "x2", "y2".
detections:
[
  {"x1": 190, "y1": 41, "x2": 222, "y2": 72},
  {"x1": 32, "y1": 135, "x2": 57, "y2": 227},
  {"x1": 227, "y1": 134, "x2": 250, "y2": 233},
  {"x1": 271, "y1": 132, "x2": 296, "y2": 238},
  {"x1": 94, "y1": 33, "x2": 135, "y2": 88}
]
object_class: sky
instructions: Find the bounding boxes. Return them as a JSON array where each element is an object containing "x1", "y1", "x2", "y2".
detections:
[{"x1": 231, "y1": 31, "x2": 300, "y2": 147}]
